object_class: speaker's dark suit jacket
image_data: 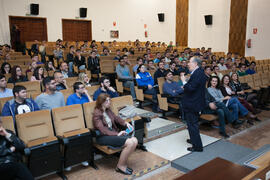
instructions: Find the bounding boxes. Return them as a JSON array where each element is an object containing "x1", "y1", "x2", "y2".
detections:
[{"x1": 182, "y1": 67, "x2": 207, "y2": 112}]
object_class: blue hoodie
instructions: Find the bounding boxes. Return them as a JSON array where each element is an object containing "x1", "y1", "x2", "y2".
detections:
[{"x1": 135, "y1": 72, "x2": 154, "y2": 87}]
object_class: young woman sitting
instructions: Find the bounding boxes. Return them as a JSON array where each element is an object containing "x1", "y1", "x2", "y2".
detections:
[{"x1": 92, "y1": 94, "x2": 138, "y2": 175}]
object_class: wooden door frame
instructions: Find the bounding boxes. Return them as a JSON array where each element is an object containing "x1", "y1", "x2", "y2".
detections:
[
  {"x1": 9, "y1": 16, "x2": 48, "y2": 42},
  {"x1": 62, "y1": 18, "x2": 92, "y2": 41}
]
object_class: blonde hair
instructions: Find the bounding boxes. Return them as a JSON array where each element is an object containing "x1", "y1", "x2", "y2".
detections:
[{"x1": 78, "y1": 72, "x2": 87, "y2": 83}]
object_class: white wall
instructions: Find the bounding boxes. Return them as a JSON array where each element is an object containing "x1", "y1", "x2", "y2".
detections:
[
  {"x1": 245, "y1": 0, "x2": 270, "y2": 60},
  {"x1": 188, "y1": 0, "x2": 231, "y2": 52},
  {"x1": 0, "y1": 0, "x2": 176, "y2": 44}
]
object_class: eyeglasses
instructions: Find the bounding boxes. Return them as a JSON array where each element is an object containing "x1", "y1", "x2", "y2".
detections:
[{"x1": 104, "y1": 81, "x2": 110, "y2": 83}]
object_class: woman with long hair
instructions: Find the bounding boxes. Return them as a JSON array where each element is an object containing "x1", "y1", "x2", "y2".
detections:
[
  {"x1": 207, "y1": 76, "x2": 254, "y2": 125},
  {"x1": 8, "y1": 65, "x2": 28, "y2": 84},
  {"x1": 31, "y1": 66, "x2": 45, "y2": 82},
  {"x1": 92, "y1": 94, "x2": 137, "y2": 175},
  {"x1": 1, "y1": 62, "x2": 11, "y2": 74},
  {"x1": 78, "y1": 72, "x2": 91, "y2": 87}
]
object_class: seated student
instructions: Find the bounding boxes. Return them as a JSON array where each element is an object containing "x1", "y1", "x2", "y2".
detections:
[
  {"x1": 153, "y1": 62, "x2": 166, "y2": 84},
  {"x1": 246, "y1": 61, "x2": 256, "y2": 75},
  {"x1": 92, "y1": 94, "x2": 137, "y2": 175},
  {"x1": 93, "y1": 77, "x2": 119, "y2": 101},
  {"x1": 113, "y1": 49, "x2": 121, "y2": 60},
  {"x1": 60, "y1": 62, "x2": 74, "y2": 78},
  {"x1": 207, "y1": 76, "x2": 253, "y2": 125},
  {"x1": 178, "y1": 60, "x2": 189, "y2": 75},
  {"x1": 153, "y1": 52, "x2": 161, "y2": 63},
  {"x1": 101, "y1": 48, "x2": 110, "y2": 56},
  {"x1": 45, "y1": 61, "x2": 56, "y2": 72},
  {"x1": 87, "y1": 51, "x2": 100, "y2": 74},
  {"x1": 230, "y1": 72, "x2": 260, "y2": 110},
  {"x1": 25, "y1": 61, "x2": 37, "y2": 75},
  {"x1": 163, "y1": 71, "x2": 184, "y2": 117},
  {"x1": 35, "y1": 77, "x2": 65, "y2": 110},
  {"x1": 31, "y1": 54, "x2": 43, "y2": 65},
  {"x1": 116, "y1": 58, "x2": 136, "y2": 100},
  {"x1": 2, "y1": 85, "x2": 40, "y2": 126},
  {"x1": 8, "y1": 66, "x2": 28, "y2": 84},
  {"x1": 133, "y1": 57, "x2": 143, "y2": 73},
  {"x1": 67, "y1": 82, "x2": 92, "y2": 106},
  {"x1": 237, "y1": 64, "x2": 248, "y2": 76},
  {"x1": 147, "y1": 60, "x2": 157, "y2": 71},
  {"x1": 167, "y1": 61, "x2": 179, "y2": 76},
  {"x1": 135, "y1": 64, "x2": 158, "y2": 112},
  {"x1": 66, "y1": 45, "x2": 75, "y2": 73},
  {"x1": 1, "y1": 62, "x2": 11, "y2": 74},
  {"x1": 74, "y1": 49, "x2": 86, "y2": 70},
  {"x1": 122, "y1": 55, "x2": 131, "y2": 66},
  {"x1": 30, "y1": 66, "x2": 45, "y2": 82},
  {"x1": 229, "y1": 64, "x2": 237, "y2": 76},
  {"x1": 0, "y1": 117, "x2": 34, "y2": 180},
  {"x1": 54, "y1": 71, "x2": 68, "y2": 91},
  {"x1": 78, "y1": 72, "x2": 91, "y2": 87},
  {"x1": 218, "y1": 57, "x2": 228, "y2": 71},
  {"x1": 53, "y1": 44, "x2": 63, "y2": 60},
  {"x1": 203, "y1": 90, "x2": 235, "y2": 138},
  {"x1": 220, "y1": 74, "x2": 259, "y2": 124},
  {"x1": 0, "y1": 74, "x2": 13, "y2": 98},
  {"x1": 211, "y1": 66, "x2": 223, "y2": 80}
]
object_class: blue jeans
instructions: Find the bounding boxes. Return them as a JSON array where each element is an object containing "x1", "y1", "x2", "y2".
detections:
[
  {"x1": 227, "y1": 97, "x2": 248, "y2": 121},
  {"x1": 123, "y1": 80, "x2": 136, "y2": 100},
  {"x1": 68, "y1": 62, "x2": 73, "y2": 73},
  {"x1": 144, "y1": 87, "x2": 158, "y2": 111}
]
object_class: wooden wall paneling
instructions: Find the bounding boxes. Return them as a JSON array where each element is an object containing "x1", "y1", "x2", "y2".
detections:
[
  {"x1": 62, "y1": 19, "x2": 92, "y2": 42},
  {"x1": 228, "y1": 0, "x2": 248, "y2": 56},
  {"x1": 176, "y1": 0, "x2": 188, "y2": 47},
  {"x1": 9, "y1": 16, "x2": 48, "y2": 44}
]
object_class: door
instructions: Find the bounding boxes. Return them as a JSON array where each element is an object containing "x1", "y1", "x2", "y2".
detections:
[
  {"x1": 9, "y1": 16, "x2": 48, "y2": 46},
  {"x1": 62, "y1": 19, "x2": 92, "y2": 41}
]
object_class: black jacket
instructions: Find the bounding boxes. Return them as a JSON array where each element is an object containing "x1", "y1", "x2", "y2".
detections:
[
  {"x1": 0, "y1": 130, "x2": 25, "y2": 164},
  {"x1": 154, "y1": 68, "x2": 166, "y2": 84},
  {"x1": 87, "y1": 56, "x2": 100, "y2": 73},
  {"x1": 74, "y1": 56, "x2": 86, "y2": 67}
]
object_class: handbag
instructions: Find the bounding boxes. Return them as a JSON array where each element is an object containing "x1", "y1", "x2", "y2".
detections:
[{"x1": 119, "y1": 105, "x2": 137, "y2": 119}]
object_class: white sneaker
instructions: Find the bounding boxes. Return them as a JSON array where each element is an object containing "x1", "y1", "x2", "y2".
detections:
[
  {"x1": 81, "y1": 161, "x2": 89, "y2": 167},
  {"x1": 65, "y1": 166, "x2": 72, "y2": 171}
]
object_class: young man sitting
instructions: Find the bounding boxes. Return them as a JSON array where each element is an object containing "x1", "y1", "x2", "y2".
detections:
[
  {"x1": 66, "y1": 82, "x2": 92, "y2": 105},
  {"x1": 2, "y1": 85, "x2": 40, "y2": 129},
  {"x1": 93, "y1": 77, "x2": 119, "y2": 101},
  {"x1": 54, "y1": 71, "x2": 68, "y2": 91},
  {"x1": 0, "y1": 74, "x2": 13, "y2": 98}
]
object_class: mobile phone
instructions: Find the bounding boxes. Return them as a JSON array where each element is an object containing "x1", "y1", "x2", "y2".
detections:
[{"x1": 125, "y1": 126, "x2": 133, "y2": 135}]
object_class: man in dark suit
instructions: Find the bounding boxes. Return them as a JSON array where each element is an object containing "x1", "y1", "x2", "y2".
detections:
[{"x1": 181, "y1": 57, "x2": 207, "y2": 152}]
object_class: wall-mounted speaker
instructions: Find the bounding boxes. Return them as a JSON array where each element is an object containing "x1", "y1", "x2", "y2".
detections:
[
  {"x1": 158, "y1": 13, "x2": 165, "y2": 22},
  {"x1": 80, "y1": 8, "x2": 87, "y2": 18},
  {"x1": 30, "y1": 4, "x2": 39, "y2": 15},
  {"x1": 204, "y1": 15, "x2": 213, "y2": 25}
]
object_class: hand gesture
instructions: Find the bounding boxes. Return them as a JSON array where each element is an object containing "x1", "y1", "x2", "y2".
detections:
[
  {"x1": 148, "y1": 84, "x2": 153, "y2": 89},
  {"x1": 209, "y1": 102, "x2": 217, "y2": 110}
]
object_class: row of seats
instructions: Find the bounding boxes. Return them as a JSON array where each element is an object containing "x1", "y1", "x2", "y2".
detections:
[{"x1": 1, "y1": 95, "x2": 142, "y2": 179}]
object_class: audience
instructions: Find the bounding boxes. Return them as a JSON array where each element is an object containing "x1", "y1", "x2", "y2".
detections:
[
  {"x1": 116, "y1": 57, "x2": 136, "y2": 100},
  {"x1": 237, "y1": 64, "x2": 248, "y2": 76},
  {"x1": 93, "y1": 94, "x2": 137, "y2": 175},
  {"x1": 66, "y1": 45, "x2": 75, "y2": 73},
  {"x1": 1, "y1": 62, "x2": 11, "y2": 74},
  {"x1": 35, "y1": 77, "x2": 65, "y2": 110},
  {"x1": 78, "y1": 72, "x2": 91, "y2": 87},
  {"x1": 87, "y1": 51, "x2": 100, "y2": 74},
  {"x1": 54, "y1": 71, "x2": 68, "y2": 91},
  {"x1": 93, "y1": 77, "x2": 119, "y2": 101},
  {"x1": 30, "y1": 66, "x2": 45, "y2": 82},
  {"x1": 0, "y1": 74, "x2": 13, "y2": 98},
  {"x1": 67, "y1": 81, "x2": 92, "y2": 106},
  {"x1": 0, "y1": 117, "x2": 34, "y2": 180},
  {"x1": 60, "y1": 62, "x2": 74, "y2": 78},
  {"x1": 153, "y1": 62, "x2": 166, "y2": 84},
  {"x1": 133, "y1": 57, "x2": 143, "y2": 73},
  {"x1": 74, "y1": 49, "x2": 86, "y2": 70},
  {"x1": 246, "y1": 61, "x2": 256, "y2": 75},
  {"x1": 8, "y1": 66, "x2": 28, "y2": 84},
  {"x1": 2, "y1": 85, "x2": 40, "y2": 122},
  {"x1": 136, "y1": 64, "x2": 158, "y2": 112}
]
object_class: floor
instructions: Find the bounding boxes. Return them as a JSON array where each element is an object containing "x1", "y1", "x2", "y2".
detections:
[{"x1": 40, "y1": 105, "x2": 270, "y2": 180}]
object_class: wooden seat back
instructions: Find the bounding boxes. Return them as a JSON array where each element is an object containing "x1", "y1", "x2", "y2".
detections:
[
  {"x1": 0, "y1": 96, "x2": 13, "y2": 114},
  {"x1": 16, "y1": 110, "x2": 55, "y2": 147},
  {"x1": 82, "y1": 101, "x2": 96, "y2": 129},
  {"x1": 1, "y1": 116, "x2": 15, "y2": 132},
  {"x1": 111, "y1": 95, "x2": 133, "y2": 115},
  {"x1": 16, "y1": 81, "x2": 41, "y2": 96},
  {"x1": 51, "y1": 104, "x2": 86, "y2": 136}
]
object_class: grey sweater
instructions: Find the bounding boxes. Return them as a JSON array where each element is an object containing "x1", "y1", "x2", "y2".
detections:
[
  {"x1": 207, "y1": 87, "x2": 224, "y2": 102},
  {"x1": 116, "y1": 64, "x2": 133, "y2": 80},
  {"x1": 35, "y1": 91, "x2": 65, "y2": 110}
]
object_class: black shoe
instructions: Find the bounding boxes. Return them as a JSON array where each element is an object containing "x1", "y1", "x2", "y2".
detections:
[
  {"x1": 186, "y1": 139, "x2": 192, "y2": 144},
  {"x1": 138, "y1": 145, "x2": 148, "y2": 152},
  {"x1": 127, "y1": 167, "x2": 133, "y2": 173},
  {"x1": 247, "y1": 120, "x2": 254, "y2": 125},
  {"x1": 187, "y1": 147, "x2": 203, "y2": 152},
  {"x1": 116, "y1": 167, "x2": 132, "y2": 175},
  {"x1": 233, "y1": 120, "x2": 243, "y2": 125},
  {"x1": 232, "y1": 123, "x2": 241, "y2": 129},
  {"x1": 254, "y1": 117, "x2": 261, "y2": 121},
  {"x1": 219, "y1": 132, "x2": 230, "y2": 138}
]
